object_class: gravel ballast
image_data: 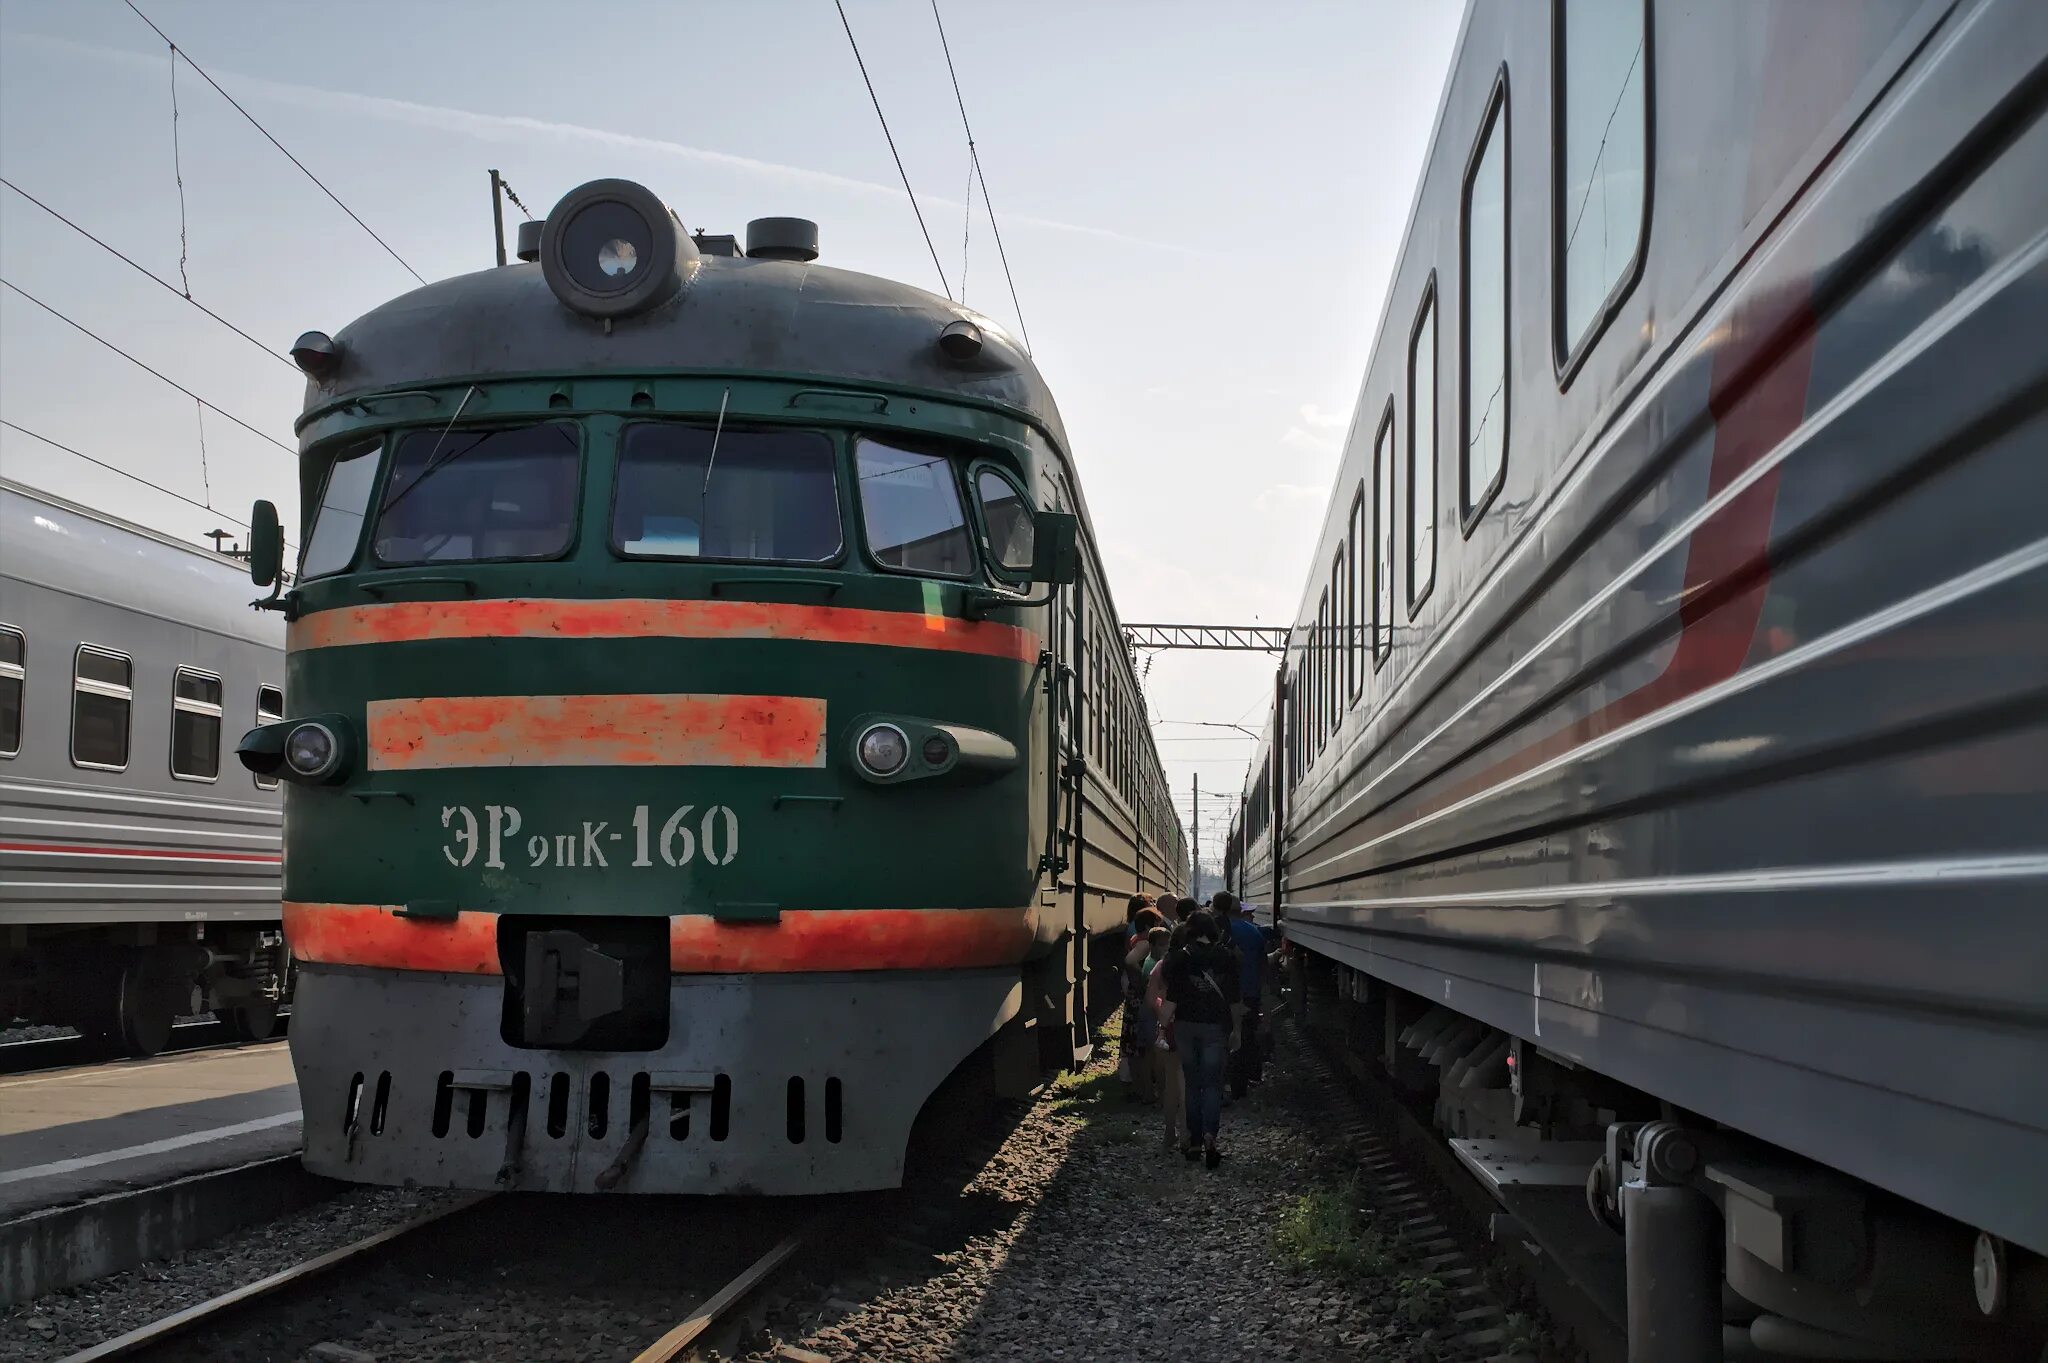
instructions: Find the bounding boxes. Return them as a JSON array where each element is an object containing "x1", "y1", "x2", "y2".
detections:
[
  {"x1": 2, "y1": 1019, "x2": 1536, "y2": 1361},
  {"x1": 1, "y1": 1185, "x2": 453, "y2": 1361},
  {"x1": 733, "y1": 1020, "x2": 1520, "y2": 1363}
]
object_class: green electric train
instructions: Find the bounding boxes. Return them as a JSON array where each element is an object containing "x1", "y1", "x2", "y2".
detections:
[{"x1": 237, "y1": 179, "x2": 1184, "y2": 1194}]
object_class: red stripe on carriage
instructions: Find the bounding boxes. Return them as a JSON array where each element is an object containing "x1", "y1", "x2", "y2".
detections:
[
  {"x1": 1403, "y1": 294, "x2": 1819, "y2": 824},
  {"x1": 282, "y1": 903, "x2": 1041, "y2": 975},
  {"x1": 0, "y1": 841, "x2": 281, "y2": 864},
  {"x1": 288, "y1": 598, "x2": 1038, "y2": 663}
]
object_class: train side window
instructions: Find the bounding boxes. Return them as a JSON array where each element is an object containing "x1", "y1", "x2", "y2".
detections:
[
  {"x1": 854, "y1": 437, "x2": 975, "y2": 578},
  {"x1": 613, "y1": 424, "x2": 841, "y2": 564},
  {"x1": 170, "y1": 668, "x2": 223, "y2": 782},
  {"x1": 971, "y1": 467, "x2": 1036, "y2": 577},
  {"x1": 0, "y1": 626, "x2": 22, "y2": 759},
  {"x1": 299, "y1": 439, "x2": 382, "y2": 579},
  {"x1": 254, "y1": 685, "x2": 284, "y2": 790},
  {"x1": 376, "y1": 422, "x2": 581, "y2": 567},
  {"x1": 1347, "y1": 489, "x2": 1365, "y2": 700},
  {"x1": 1372, "y1": 402, "x2": 1395, "y2": 666},
  {"x1": 1316, "y1": 591, "x2": 1330, "y2": 751},
  {"x1": 1409, "y1": 282, "x2": 1439, "y2": 611},
  {"x1": 1554, "y1": 0, "x2": 1649, "y2": 376},
  {"x1": 1328, "y1": 554, "x2": 1343, "y2": 734},
  {"x1": 1462, "y1": 72, "x2": 1510, "y2": 528},
  {"x1": 71, "y1": 645, "x2": 132, "y2": 771}
]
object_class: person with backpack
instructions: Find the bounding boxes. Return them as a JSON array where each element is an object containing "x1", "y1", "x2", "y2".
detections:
[
  {"x1": 1159, "y1": 908, "x2": 1244, "y2": 1167},
  {"x1": 1213, "y1": 891, "x2": 1269, "y2": 1096}
]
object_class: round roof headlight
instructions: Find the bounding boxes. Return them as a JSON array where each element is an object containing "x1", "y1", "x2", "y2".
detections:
[
  {"x1": 857, "y1": 724, "x2": 910, "y2": 777},
  {"x1": 538, "y1": 179, "x2": 697, "y2": 320},
  {"x1": 283, "y1": 721, "x2": 341, "y2": 781}
]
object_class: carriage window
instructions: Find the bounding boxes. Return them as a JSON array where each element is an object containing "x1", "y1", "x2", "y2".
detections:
[
  {"x1": 1410, "y1": 288, "x2": 1438, "y2": 608},
  {"x1": 1347, "y1": 489, "x2": 1366, "y2": 699},
  {"x1": 1463, "y1": 81, "x2": 1509, "y2": 523},
  {"x1": 1328, "y1": 556, "x2": 1343, "y2": 733},
  {"x1": 1315, "y1": 593, "x2": 1329, "y2": 754},
  {"x1": 1556, "y1": 0, "x2": 1647, "y2": 365},
  {"x1": 170, "y1": 668, "x2": 223, "y2": 782},
  {"x1": 254, "y1": 685, "x2": 284, "y2": 790},
  {"x1": 72, "y1": 646, "x2": 131, "y2": 771},
  {"x1": 299, "y1": 440, "x2": 381, "y2": 579},
  {"x1": 973, "y1": 468, "x2": 1036, "y2": 575},
  {"x1": 0, "y1": 627, "x2": 22, "y2": 758},
  {"x1": 855, "y1": 438, "x2": 975, "y2": 577},
  {"x1": 613, "y1": 425, "x2": 840, "y2": 563},
  {"x1": 1373, "y1": 405, "x2": 1395, "y2": 664},
  {"x1": 374, "y1": 422, "x2": 580, "y2": 566}
]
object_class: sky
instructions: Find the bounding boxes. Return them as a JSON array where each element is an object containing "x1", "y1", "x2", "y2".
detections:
[{"x1": 0, "y1": 0, "x2": 1464, "y2": 873}]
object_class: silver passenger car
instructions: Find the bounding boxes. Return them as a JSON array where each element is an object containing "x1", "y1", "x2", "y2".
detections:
[
  {"x1": 1249, "y1": 1, "x2": 2047, "y2": 1356},
  {"x1": 0, "y1": 478, "x2": 286, "y2": 1054}
]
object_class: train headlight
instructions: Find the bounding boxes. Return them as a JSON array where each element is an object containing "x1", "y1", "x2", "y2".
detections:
[
  {"x1": 538, "y1": 179, "x2": 698, "y2": 320},
  {"x1": 283, "y1": 721, "x2": 342, "y2": 781},
  {"x1": 856, "y1": 724, "x2": 910, "y2": 777}
]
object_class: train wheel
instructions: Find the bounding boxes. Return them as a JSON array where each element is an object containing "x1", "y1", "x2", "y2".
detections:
[
  {"x1": 110, "y1": 961, "x2": 178, "y2": 1058},
  {"x1": 219, "y1": 999, "x2": 279, "y2": 1042}
]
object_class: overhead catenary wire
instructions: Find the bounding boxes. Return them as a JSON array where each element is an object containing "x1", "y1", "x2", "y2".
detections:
[
  {"x1": 929, "y1": 1, "x2": 1033, "y2": 354},
  {"x1": 121, "y1": 0, "x2": 425, "y2": 287},
  {"x1": 0, "y1": 279, "x2": 295, "y2": 456},
  {"x1": 193, "y1": 399, "x2": 213, "y2": 507},
  {"x1": 0, "y1": 418, "x2": 293, "y2": 548},
  {"x1": 834, "y1": 0, "x2": 953, "y2": 300},
  {"x1": 0, "y1": 178, "x2": 297, "y2": 369},
  {"x1": 166, "y1": 37, "x2": 191, "y2": 297}
]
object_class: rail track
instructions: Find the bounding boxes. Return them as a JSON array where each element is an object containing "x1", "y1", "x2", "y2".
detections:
[
  {"x1": 49, "y1": 1039, "x2": 1026, "y2": 1363},
  {"x1": 1285, "y1": 1004, "x2": 1570, "y2": 1363},
  {"x1": 57, "y1": 1193, "x2": 825, "y2": 1363}
]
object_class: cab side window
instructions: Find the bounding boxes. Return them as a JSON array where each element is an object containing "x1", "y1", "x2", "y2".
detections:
[
  {"x1": 300, "y1": 439, "x2": 382, "y2": 579},
  {"x1": 973, "y1": 468, "x2": 1036, "y2": 575}
]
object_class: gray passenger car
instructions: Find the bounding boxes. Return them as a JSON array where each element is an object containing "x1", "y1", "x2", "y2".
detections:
[
  {"x1": 0, "y1": 479, "x2": 287, "y2": 1054},
  {"x1": 1245, "y1": 1, "x2": 2048, "y2": 1357}
]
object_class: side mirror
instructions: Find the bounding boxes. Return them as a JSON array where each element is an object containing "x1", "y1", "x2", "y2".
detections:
[
  {"x1": 248, "y1": 500, "x2": 284, "y2": 588},
  {"x1": 1029, "y1": 510, "x2": 1079, "y2": 586}
]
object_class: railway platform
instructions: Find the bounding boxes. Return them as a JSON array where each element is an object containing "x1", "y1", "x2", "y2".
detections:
[{"x1": 0, "y1": 1042, "x2": 300, "y2": 1222}]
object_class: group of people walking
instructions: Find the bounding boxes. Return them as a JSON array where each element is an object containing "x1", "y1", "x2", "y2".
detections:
[{"x1": 1117, "y1": 889, "x2": 1275, "y2": 1168}]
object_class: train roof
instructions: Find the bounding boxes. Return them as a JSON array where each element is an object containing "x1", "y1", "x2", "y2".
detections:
[
  {"x1": 302, "y1": 254, "x2": 1067, "y2": 452},
  {"x1": 0, "y1": 478, "x2": 284, "y2": 649}
]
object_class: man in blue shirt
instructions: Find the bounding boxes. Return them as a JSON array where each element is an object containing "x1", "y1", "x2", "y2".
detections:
[{"x1": 1211, "y1": 892, "x2": 1269, "y2": 1096}]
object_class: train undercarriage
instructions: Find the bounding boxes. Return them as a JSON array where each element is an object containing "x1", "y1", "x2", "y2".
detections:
[
  {"x1": 1293, "y1": 952, "x2": 2048, "y2": 1363},
  {"x1": 0, "y1": 922, "x2": 291, "y2": 1056}
]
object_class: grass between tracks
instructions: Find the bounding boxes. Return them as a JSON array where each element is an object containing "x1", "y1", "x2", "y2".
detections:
[{"x1": 1272, "y1": 1178, "x2": 1453, "y2": 1327}]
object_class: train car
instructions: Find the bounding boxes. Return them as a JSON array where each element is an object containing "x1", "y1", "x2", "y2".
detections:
[
  {"x1": 1249, "y1": 1, "x2": 2048, "y2": 1357},
  {"x1": 1227, "y1": 726, "x2": 1278, "y2": 926},
  {"x1": 0, "y1": 478, "x2": 288, "y2": 1055},
  {"x1": 239, "y1": 181, "x2": 1184, "y2": 1196}
]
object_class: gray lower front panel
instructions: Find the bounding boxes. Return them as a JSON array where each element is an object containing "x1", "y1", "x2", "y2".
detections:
[{"x1": 292, "y1": 964, "x2": 1022, "y2": 1195}]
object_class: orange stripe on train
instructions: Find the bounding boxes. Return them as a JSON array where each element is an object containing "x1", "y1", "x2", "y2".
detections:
[
  {"x1": 366, "y1": 693, "x2": 827, "y2": 771},
  {"x1": 289, "y1": 597, "x2": 1037, "y2": 663},
  {"x1": 282, "y1": 902, "x2": 1039, "y2": 975}
]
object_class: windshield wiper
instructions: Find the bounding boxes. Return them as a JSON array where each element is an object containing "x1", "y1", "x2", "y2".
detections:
[{"x1": 375, "y1": 385, "x2": 481, "y2": 522}]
